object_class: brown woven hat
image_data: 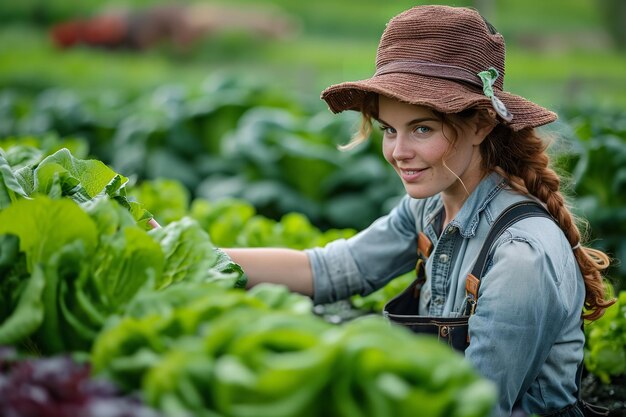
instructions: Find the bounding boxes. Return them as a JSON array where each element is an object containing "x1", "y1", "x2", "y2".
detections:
[{"x1": 321, "y1": 5, "x2": 556, "y2": 131}]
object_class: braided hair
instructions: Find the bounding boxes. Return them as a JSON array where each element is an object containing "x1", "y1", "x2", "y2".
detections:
[{"x1": 480, "y1": 123, "x2": 614, "y2": 320}]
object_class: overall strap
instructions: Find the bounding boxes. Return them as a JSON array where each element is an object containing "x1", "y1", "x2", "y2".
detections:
[{"x1": 465, "y1": 201, "x2": 553, "y2": 311}]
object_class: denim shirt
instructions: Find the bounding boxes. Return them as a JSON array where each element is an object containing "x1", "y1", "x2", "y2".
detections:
[{"x1": 305, "y1": 172, "x2": 585, "y2": 416}]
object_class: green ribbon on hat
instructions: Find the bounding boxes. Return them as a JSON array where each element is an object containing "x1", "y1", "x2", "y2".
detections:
[
  {"x1": 477, "y1": 67, "x2": 499, "y2": 99},
  {"x1": 477, "y1": 67, "x2": 513, "y2": 122}
]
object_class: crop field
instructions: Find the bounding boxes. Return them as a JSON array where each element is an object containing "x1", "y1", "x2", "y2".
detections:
[{"x1": 1, "y1": 0, "x2": 625, "y2": 416}]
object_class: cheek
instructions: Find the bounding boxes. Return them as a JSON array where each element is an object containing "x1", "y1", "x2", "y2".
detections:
[
  {"x1": 424, "y1": 141, "x2": 452, "y2": 165},
  {"x1": 445, "y1": 138, "x2": 473, "y2": 163},
  {"x1": 382, "y1": 140, "x2": 394, "y2": 164}
]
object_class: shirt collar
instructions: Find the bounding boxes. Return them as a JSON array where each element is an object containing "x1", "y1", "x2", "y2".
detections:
[{"x1": 448, "y1": 171, "x2": 507, "y2": 238}]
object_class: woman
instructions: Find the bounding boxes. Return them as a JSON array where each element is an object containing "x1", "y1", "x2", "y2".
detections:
[{"x1": 226, "y1": 5, "x2": 613, "y2": 416}]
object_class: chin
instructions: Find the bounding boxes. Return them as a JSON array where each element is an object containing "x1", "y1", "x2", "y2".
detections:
[{"x1": 404, "y1": 186, "x2": 437, "y2": 200}]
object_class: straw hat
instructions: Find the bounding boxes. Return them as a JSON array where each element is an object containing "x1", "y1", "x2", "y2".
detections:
[{"x1": 321, "y1": 5, "x2": 556, "y2": 131}]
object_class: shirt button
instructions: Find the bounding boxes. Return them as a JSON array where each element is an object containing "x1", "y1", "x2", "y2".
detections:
[
  {"x1": 446, "y1": 227, "x2": 457, "y2": 235},
  {"x1": 438, "y1": 254, "x2": 449, "y2": 263},
  {"x1": 434, "y1": 296, "x2": 444, "y2": 306}
]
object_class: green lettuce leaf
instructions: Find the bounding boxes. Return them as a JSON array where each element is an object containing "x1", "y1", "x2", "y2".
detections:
[
  {"x1": 205, "y1": 247, "x2": 248, "y2": 289},
  {"x1": 0, "y1": 260, "x2": 46, "y2": 346},
  {"x1": 143, "y1": 348, "x2": 219, "y2": 417},
  {"x1": 33, "y1": 148, "x2": 126, "y2": 199},
  {"x1": 0, "y1": 143, "x2": 44, "y2": 169},
  {"x1": 90, "y1": 226, "x2": 164, "y2": 312},
  {"x1": 149, "y1": 217, "x2": 217, "y2": 290},
  {"x1": 127, "y1": 178, "x2": 190, "y2": 225},
  {"x1": 0, "y1": 196, "x2": 98, "y2": 270},
  {"x1": 13, "y1": 165, "x2": 35, "y2": 196},
  {"x1": 33, "y1": 240, "x2": 91, "y2": 354},
  {"x1": 83, "y1": 196, "x2": 165, "y2": 313},
  {"x1": 0, "y1": 151, "x2": 28, "y2": 209}
]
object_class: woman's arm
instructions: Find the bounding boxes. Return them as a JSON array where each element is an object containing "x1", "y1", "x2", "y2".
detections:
[
  {"x1": 224, "y1": 248, "x2": 314, "y2": 296},
  {"x1": 226, "y1": 196, "x2": 421, "y2": 303}
]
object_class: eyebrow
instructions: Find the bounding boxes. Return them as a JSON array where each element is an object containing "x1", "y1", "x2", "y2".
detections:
[{"x1": 376, "y1": 117, "x2": 438, "y2": 127}]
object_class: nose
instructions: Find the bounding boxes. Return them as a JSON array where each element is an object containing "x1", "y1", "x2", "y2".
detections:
[{"x1": 392, "y1": 134, "x2": 414, "y2": 161}]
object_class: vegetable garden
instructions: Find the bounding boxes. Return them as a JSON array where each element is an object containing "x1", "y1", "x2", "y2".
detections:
[{"x1": 1, "y1": 0, "x2": 625, "y2": 416}]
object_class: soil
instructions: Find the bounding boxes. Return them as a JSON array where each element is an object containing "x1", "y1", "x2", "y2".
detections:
[{"x1": 581, "y1": 373, "x2": 626, "y2": 417}]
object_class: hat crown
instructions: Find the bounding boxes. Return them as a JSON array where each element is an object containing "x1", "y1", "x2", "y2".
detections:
[{"x1": 376, "y1": 6, "x2": 506, "y2": 90}]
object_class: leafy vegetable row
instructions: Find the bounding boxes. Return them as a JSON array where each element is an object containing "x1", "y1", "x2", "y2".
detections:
[
  {"x1": 0, "y1": 81, "x2": 403, "y2": 231},
  {"x1": 91, "y1": 281, "x2": 496, "y2": 417},
  {"x1": 0, "y1": 145, "x2": 245, "y2": 354}
]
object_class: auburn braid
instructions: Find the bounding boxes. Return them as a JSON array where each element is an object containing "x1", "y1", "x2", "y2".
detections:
[{"x1": 481, "y1": 123, "x2": 615, "y2": 320}]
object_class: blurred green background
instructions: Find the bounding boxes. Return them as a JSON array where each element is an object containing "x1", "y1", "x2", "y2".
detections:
[{"x1": 1, "y1": 0, "x2": 625, "y2": 107}]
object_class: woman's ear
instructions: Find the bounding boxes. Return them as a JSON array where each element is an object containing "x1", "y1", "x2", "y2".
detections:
[{"x1": 469, "y1": 110, "x2": 497, "y2": 146}]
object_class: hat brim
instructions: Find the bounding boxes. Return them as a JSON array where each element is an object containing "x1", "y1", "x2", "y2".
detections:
[{"x1": 321, "y1": 73, "x2": 556, "y2": 131}]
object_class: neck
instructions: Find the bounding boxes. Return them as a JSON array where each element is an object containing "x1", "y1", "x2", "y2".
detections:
[{"x1": 441, "y1": 161, "x2": 488, "y2": 227}]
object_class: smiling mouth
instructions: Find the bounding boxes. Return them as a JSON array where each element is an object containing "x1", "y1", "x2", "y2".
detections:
[
  {"x1": 401, "y1": 168, "x2": 426, "y2": 174},
  {"x1": 398, "y1": 167, "x2": 428, "y2": 182}
]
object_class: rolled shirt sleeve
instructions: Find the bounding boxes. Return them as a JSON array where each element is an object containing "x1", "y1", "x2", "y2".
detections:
[{"x1": 306, "y1": 195, "x2": 421, "y2": 304}]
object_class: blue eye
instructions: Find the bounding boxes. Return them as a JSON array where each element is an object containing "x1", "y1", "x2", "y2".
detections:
[
  {"x1": 414, "y1": 126, "x2": 431, "y2": 134},
  {"x1": 379, "y1": 125, "x2": 396, "y2": 135}
]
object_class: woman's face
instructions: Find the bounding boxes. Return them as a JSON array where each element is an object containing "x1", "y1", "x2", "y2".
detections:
[{"x1": 378, "y1": 95, "x2": 488, "y2": 202}]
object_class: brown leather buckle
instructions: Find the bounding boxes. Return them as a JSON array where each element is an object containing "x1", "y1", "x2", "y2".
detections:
[
  {"x1": 465, "y1": 273, "x2": 480, "y2": 301},
  {"x1": 417, "y1": 232, "x2": 433, "y2": 259}
]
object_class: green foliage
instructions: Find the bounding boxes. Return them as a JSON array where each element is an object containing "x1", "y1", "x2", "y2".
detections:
[
  {"x1": 0, "y1": 234, "x2": 45, "y2": 347},
  {"x1": 189, "y1": 197, "x2": 357, "y2": 250},
  {"x1": 92, "y1": 280, "x2": 497, "y2": 417},
  {"x1": 128, "y1": 178, "x2": 190, "y2": 225},
  {"x1": 351, "y1": 273, "x2": 416, "y2": 313},
  {"x1": 1, "y1": 83, "x2": 402, "y2": 230},
  {"x1": 0, "y1": 146, "x2": 247, "y2": 354},
  {"x1": 584, "y1": 291, "x2": 626, "y2": 382},
  {"x1": 552, "y1": 106, "x2": 626, "y2": 288}
]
